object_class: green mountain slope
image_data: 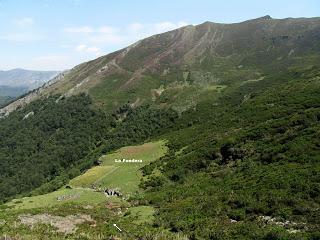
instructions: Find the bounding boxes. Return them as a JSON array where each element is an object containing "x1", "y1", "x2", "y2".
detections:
[
  {"x1": 0, "y1": 16, "x2": 320, "y2": 239},
  {"x1": 141, "y1": 66, "x2": 320, "y2": 239},
  {"x1": 2, "y1": 16, "x2": 320, "y2": 115}
]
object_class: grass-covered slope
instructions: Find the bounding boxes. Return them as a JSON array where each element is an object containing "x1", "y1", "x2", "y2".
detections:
[
  {"x1": 6, "y1": 188, "x2": 107, "y2": 210},
  {"x1": 3, "y1": 16, "x2": 320, "y2": 116},
  {"x1": 5, "y1": 141, "x2": 167, "y2": 210},
  {"x1": 70, "y1": 141, "x2": 167, "y2": 194}
]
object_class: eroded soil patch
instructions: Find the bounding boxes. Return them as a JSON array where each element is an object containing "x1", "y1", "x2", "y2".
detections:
[{"x1": 19, "y1": 214, "x2": 95, "y2": 234}]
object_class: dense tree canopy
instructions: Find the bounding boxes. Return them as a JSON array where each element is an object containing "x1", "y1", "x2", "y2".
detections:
[
  {"x1": 141, "y1": 66, "x2": 320, "y2": 239},
  {"x1": 0, "y1": 94, "x2": 177, "y2": 202}
]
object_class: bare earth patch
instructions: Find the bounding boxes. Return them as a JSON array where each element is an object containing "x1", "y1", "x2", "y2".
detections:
[
  {"x1": 19, "y1": 214, "x2": 95, "y2": 234},
  {"x1": 121, "y1": 142, "x2": 156, "y2": 155}
]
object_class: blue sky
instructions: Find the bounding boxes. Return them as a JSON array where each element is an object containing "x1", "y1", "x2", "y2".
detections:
[{"x1": 0, "y1": 0, "x2": 319, "y2": 71}]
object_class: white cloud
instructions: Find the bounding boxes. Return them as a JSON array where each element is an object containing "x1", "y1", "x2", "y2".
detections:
[
  {"x1": 86, "y1": 46, "x2": 99, "y2": 53},
  {"x1": 75, "y1": 44, "x2": 87, "y2": 52},
  {"x1": 64, "y1": 26, "x2": 94, "y2": 33},
  {"x1": 127, "y1": 23, "x2": 144, "y2": 32},
  {"x1": 98, "y1": 26, "x2": 118, "y2": 34},
  {"x1": 14, "y1": 17, "x2": 34, "y2": 27},
  {"x1": 75, "y1": 44, "x2": 100, "y2": 54}
]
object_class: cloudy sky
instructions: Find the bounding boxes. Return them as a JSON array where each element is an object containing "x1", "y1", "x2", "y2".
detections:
[{"x1": 0, "y1": 0, "x2": 319, "y2": 71}]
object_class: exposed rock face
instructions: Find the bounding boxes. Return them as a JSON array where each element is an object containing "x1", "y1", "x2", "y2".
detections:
[
  {"x1": 105, "y1": 188, "x2": 122, "y2": 197},
  {"x1": 258, "y1": 215, "x2": 307, "y2": 233}
]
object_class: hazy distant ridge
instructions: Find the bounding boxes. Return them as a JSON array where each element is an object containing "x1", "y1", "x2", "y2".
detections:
[{"x1": 0, "y1": 68, "x2": 59, "y2": 89}]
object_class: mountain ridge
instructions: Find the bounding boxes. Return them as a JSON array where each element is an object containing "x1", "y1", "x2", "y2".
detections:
[{"x1": 2, "y1": 15, "x2": 320, "y2": 117}]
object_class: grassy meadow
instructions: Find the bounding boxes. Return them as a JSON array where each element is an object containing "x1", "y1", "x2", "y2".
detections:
[{"x1": 70, "y1": 140, "x2": 167, "y2": 194}]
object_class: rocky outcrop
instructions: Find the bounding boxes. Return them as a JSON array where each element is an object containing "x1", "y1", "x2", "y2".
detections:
[
  {"x1": 22, "y1": 111, "x2": 34, "y2": 120},
  {"x1": 104, "y1": 188, "x2": 122, "y2": 197}
]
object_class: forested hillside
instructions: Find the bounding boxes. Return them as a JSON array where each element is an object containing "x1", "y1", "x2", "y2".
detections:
[
  {"x1": 0, "y1": 94, "x2": 176, "y2": 202},
  {"x1": 140, "y1": 66, "x2": 320, "y2": 239}
]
